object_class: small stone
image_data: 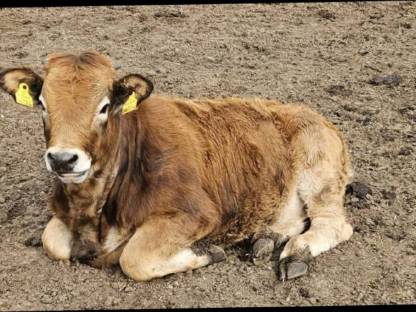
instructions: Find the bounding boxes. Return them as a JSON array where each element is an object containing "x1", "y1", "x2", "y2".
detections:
[
  {"x1": 368, "y1": 73, "x2": 402, "y2": 87},
  {"x1": 127, "y1": 286, "x2": 135, "y2": 292},
  {"x1": 365, "y1": 218, "x2": 375, "y2": 226},
  {"x1": 0, "y1": 196, "x2": 5, "y2": 204},
  {"x1": 309, "y1": 297, "x2": 318, "y2": 304},
  {"x1": 398, "y1": 146, "x2": 413, "y2": 156},
  {"x1": 40, "y1": 295, "x2": 53, "y2": 304},
  {"x1": 400, "y1": 22, "x2": 411, "y2": 29}
]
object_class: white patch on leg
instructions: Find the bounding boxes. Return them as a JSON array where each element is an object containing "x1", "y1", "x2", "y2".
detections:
[
  {"x1": 164, "y1": 248, "x2": 211, "y2": 271},
  {"x1": 103, "y1": 227, "x2": 127, "y2": 253},
  {"x1": 41, "y1": 216, "x2": 73, "y2": 260},
  {"x1": 146, "y1": 248, "x2": 211, "y2": 279},
  {"x1": 271, "y1": 190, "x2": 306, "y2": 238},
  {"x1": 120, "y1": 247, "x2": 211, "y2": 281}
]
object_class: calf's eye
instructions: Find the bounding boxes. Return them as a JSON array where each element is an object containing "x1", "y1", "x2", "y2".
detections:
[
  {"x1": 99, "y1": 103, "x2": 109, "y2": 114},
  {"x1": 37, "y1": 100, "x2": 46, "y2": 111}
]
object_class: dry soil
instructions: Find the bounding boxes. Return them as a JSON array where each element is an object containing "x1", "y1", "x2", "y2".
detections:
[{"x1": 0, "y1": 2, "x2": 415, "y2": 309}]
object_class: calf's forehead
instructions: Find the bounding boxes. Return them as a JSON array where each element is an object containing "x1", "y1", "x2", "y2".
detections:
[
  {"x1": 41, "y1": 52, "x2": 116, "y2": 110},
  {"x1": 42, "y1": 77, "x2": 110, "y2": 113}
]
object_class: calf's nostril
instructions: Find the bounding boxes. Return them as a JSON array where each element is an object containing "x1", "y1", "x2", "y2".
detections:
[
  {"x1": 68, "y1": 154, "x2": 78, "y2": 164},
  {"x1": 47, "y1": 152, "x2": 54, "y2": 160}
]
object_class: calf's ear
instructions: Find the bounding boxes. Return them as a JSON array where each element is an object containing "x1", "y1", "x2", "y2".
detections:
[
  {"x1": 112, "y1": 74, "x2": 153, "y2": 114},
  {"x1": 0, "y1": 68, "x2": 43, "y2": 108}
]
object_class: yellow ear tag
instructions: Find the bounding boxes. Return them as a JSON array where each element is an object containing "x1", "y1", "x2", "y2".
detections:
[
  {"x1": 122, "y1": 91, "x2": 138, "y2": 114},
  {"x1": 15, "y1": 83, "x2": 34, "y2": 107}
]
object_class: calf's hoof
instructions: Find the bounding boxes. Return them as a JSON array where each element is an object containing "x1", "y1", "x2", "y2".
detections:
[
  {"x1": 278, "y1": 257, "x2": 309, "y2": 281},
  {"x1": 208, "y1": 245, "x2": 227, "y2": 263},
  {"x1": 277, "y1": 249, "x2": 312, "y2": 281},
  {"x1": 252, "y1": 238, "x2": 274, "y2": 265}
]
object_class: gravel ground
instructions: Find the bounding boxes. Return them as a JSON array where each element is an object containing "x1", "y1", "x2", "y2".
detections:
[{"x1": 0, "y1": 2, "x2": 415, "y2": 309}]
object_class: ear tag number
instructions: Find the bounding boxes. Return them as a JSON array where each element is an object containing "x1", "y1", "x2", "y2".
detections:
[
  {"x1": 122, "y1": 91, "x2": 138, "y2": 114},
  {"x1": 15, "y1": 83, "x2": 34, "y2": 107}
]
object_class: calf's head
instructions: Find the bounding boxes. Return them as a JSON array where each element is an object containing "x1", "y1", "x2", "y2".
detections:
[{"x1": 0, "y1": 51, "x2": 153, "y2": 184}]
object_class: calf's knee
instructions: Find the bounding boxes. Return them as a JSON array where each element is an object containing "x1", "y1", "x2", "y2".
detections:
[
  {"x1": 41, "y1": 216, "x2": 72, "y2": 261},
  {"x1": 119, "y1": 249, "x2": 154, "y2": 282}
]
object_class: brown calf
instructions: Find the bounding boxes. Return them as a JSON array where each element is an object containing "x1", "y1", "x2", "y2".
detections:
[{"x1": 0, "y1": 51, "x2": 353, "y2": 281}]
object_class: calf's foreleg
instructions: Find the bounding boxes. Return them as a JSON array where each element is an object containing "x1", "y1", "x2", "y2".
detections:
[
  {"x1": 41, "y1": 216, "x2": 73, "y2": 260},
  {"x1": 119, "y1": 216, "x2": 225, "y2": 281}
]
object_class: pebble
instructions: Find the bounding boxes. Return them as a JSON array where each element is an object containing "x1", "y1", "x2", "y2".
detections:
[
  {"x1": 365, "y1": 218, "x2": 375, "y2": 226},
  {"x1": 398, "y1": 146, "x2": 412, "y2": 156},
  {"x1": 368, "y1": 73, "x2": 402, "y2": 87},
  {"x1": 0, "y1": 196, "x2": 5, "y2": 204}
]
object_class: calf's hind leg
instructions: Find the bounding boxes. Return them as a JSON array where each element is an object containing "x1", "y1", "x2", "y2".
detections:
[
  {"x1": 119, "y1": 216, "x2": 225, "y2": 281},
  {"x1": 277, "y1": 165, "x2": 353, "y2": 281},
  {"x1": 251, "y1": 189, "x2": 309, "y2": 265}
]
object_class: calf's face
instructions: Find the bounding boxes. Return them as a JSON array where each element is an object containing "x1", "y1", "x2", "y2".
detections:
[{"x1": 0, "y1": 52, "x2": 153, "y2": 184}]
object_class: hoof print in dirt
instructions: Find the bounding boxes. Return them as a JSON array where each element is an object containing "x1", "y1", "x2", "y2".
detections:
[
  {"x1": 368, "y1": 73, "x2": 402, "y2": 87},
  {"x1": 346, "y1": 181, "x2": 371, "y2": 199},
  {"x1": 24, "y1": 235, "x2": 42, "y2": 248},
  {"x1": 252, "y1": 238, "x2": 274, "y2": 265},
  {"x1": 317, "y1": 9, "x2": 336, "y2": 21},
  {"x1": 381, "y1": 190, "x2": 397, "y2": 201},
  {"x1": 208, "y1": 245, "x2": 227, "y2": 264},
  {"x1": 277, "y1": 251, "x2": 312, "y2": 281},
  {"x1": 325, "y1": 85, "x2": 352, "y2": 97}
]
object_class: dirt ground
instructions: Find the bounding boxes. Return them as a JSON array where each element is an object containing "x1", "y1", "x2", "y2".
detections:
[{"x1": 0, "y1": 2, "x2": 415, "y2": 309}]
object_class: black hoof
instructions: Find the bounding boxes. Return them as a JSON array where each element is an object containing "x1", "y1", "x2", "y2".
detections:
[
  {"x1": 208, "y1": 245, "x2": 227, "y2": 263},
  {"x1": 278, "y1": 258, "x2": 308, "y2": 281},
  {"x1": 277, "y1": 249, "x2": 312, "y2": 281},
  {"x1": 252, "y1": 238, "x2": 274, "y2": 265},
  {"x1": 251, "y1": 231, "x2": 289, "y2": 263}
]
